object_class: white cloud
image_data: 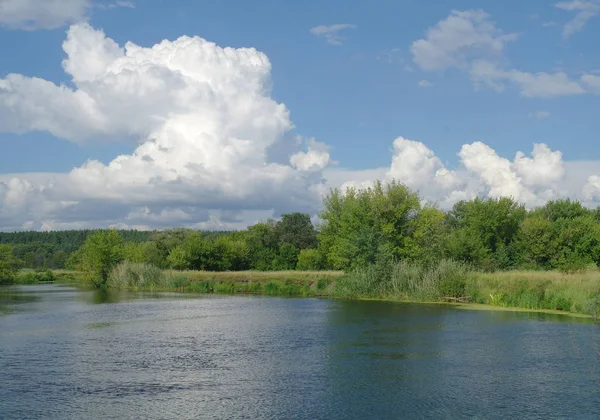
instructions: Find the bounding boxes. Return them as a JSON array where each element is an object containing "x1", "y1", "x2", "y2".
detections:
[
  {"x1": 530, "y1": 111, "x2": 551, "y2": 119},
  {"x1": 410, "y1": 10, "x2": 517, "y2": 71},
  {"x1": 411, "y1": 10, "x2": 590, "y2": 98},
  {"x1": 542, "y1": 21, "x2": 558, "y2": 27},
  {"x1": 290, "y1": 139, "x2": 331, "y2": 172},
  {"x1": 0, "y1": 0, "x2": 90, "y2": 30},
  {"x1": 469, "y1": 60, "x2": 586, "y2": 97},
  {"x1": 340, "y1": 136, "x2": 600, "y2": 210},
  {"x1": 418, "y1": 79, "x2": 433, "y2": 87},
  {"x1": 581, "y1": 74, "x2": 600, "y2": 92},
  {"x1": 0, "y1": 23, "x2": 332, "y2": 230},
  {"x1": 310, "y1": 24, "x2": 356, "y2": 46},
  {"x1": 556, "y1": 0, "x2": 600, "y2": 38},
  {"x1": 98, "y1": 1, "x2": 134, "y2": 9}
]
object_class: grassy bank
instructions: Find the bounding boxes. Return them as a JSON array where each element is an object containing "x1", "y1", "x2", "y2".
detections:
[
  {"x1": 12, "y1": 262, "x2": 600, "y2": 317},
  {"x1": 107, "y1": 262, "x2": 342, "y2": 296},
  {"x1": 11, "y1": 269, "x2": 80, "y2": 285},
  {"x1": 335, "y1": 261, "x2": 600, "y2": 317},
  {"x1": 467, "y1": 270, "x2": 600, "y2": 316}
]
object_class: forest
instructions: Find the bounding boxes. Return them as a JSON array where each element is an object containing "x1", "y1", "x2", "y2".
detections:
[{"x1": 2, "y1": 180, "x2": 600, "y2": 283}]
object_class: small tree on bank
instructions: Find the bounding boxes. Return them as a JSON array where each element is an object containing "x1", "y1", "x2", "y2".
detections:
[
  {"x1": 79, "y1": 230, "x2": 124, "y2": 288},
  {"x1": 0, "y1": 245, "x2": 21, "y2": 284}
]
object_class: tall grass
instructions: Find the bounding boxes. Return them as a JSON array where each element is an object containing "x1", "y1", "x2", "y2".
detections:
[
  {"x1": 108, "y1": 262, "x2": 339, "y2": 296},
  {"x1": 109, "y1": 262, "x2": 167, "y2": 290},
  {"x1": 469, "y1": 270, "x2": 600, "y2": 315},
  {"x1": 336, "y1": 260, "x2": 600, "y2": 316},
  {"x1": 335, "y1": 259, "x2": 472, "y2": 301}
]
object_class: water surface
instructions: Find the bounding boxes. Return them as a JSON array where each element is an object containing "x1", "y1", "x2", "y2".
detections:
[{"x1": 1, "y1": 284, "x2": 600, "y2": 419}]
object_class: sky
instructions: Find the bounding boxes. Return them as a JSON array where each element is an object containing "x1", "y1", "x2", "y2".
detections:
[{"x1": 1, "y1": 0, "x2": 600, "y2": 231}]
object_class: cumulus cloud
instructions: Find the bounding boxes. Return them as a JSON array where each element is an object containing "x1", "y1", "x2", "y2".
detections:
[
  {"x1": 0, "y1": 23, "x2": 332, "y2": 230},
  {"x1": 310, "y1": 24, "x2": 356, "y2": 46},
  {"x1": 556, "y1": 0, "x2": 600, "y2": 39},
  {"x1": 411, "y1": 10, "x2": 591, "y2": 98},
  {"x1": 339, "y1": 136, "x2": 600, "y2": 210},
  {"x1": 418, "y1": 79, "x2": 433, "y2": 87},
  {"x1": 0, "y1": 0, "x2": 90, "y2": 30},
  {"x1": 290, "y1": 139, "x2": 331, "y2": 172}
]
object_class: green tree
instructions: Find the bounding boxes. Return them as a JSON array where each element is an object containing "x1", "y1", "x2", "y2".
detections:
[
  {"x1": 0, "y1": 245, "x2": 21, "y2": 284},
  {"x1": 275, "y1": 213, "x2": 318, "y2": 250},
  {"x1": 318, "y1": 180, "x2": 420, "y2": 270},
  {"x1": 78, "y1": 230, "x2": 124, "y2": 288},
  {"x1": 445, "y1": 197, "x2": 525, "y2": 268},
  {"x1": 273, "y1": 243, "x2": 300, "y2": 270},
  {"x1": 517, "y1": 215, "x2": 558, "y2": 269},
  {"x1": 218, "y1": 237, "x2": 251, "y2": 271},
  {"x1": 532, "y1": 199, "x2": 590, "y2": 222},
  {"x1": 296, "y1": 248, "x2": 328, "y2": 270},
  {"x1": 246, "y1": 220, "x2": 279, "y2": 270},
  {"x1": 123, "y1": 242, "x2": 146, "y2": 263},
  {"x1": 403, "y1": 206, "x2": 447, "y2": 264},
  {"x1": 167, "y1": 245, "x2": 189, "y2": 270}
]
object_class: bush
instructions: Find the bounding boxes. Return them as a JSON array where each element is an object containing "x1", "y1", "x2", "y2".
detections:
[
  {"x1": 296, "y1": 249, "x2": 327, "y2": 270},
  {"x1": 13, "y1": 269, "x2": 57, "y2": 285}
]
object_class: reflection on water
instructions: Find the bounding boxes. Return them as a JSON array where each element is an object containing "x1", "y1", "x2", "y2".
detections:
[{"x1": 1, "y1": 285, "x2": 599, "y2": 419}]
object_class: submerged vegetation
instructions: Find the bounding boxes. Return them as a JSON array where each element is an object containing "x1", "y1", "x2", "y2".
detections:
[{"x1": 3, "y1": 180, "x2": 600, "y2": 316}]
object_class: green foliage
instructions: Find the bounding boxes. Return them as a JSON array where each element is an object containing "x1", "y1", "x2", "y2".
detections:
[
  {"x1": 77, "y1": 230, "x2": 124, "y2": 288},
  {"x1": 318, "y1": 180, "x2": 420, "y2": 270},
  {"x1": 0, "y1": 244, "x2": 21, "y2": 284},
  {"x1": 296, "y1": 248, "x2": 328, "y2": 270},
  {"x1": 273, "y1": 243, "x2": 300, "y2": 270},
  {"x1": 274, "y1": 212, "x2": 318, "y2": 250},
  {"x1": 14, "y1": 269, "x2": 57, "y2": 284}
]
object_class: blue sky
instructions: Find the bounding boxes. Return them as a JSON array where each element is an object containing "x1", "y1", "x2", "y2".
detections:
[{"x1": 1, "y1": 0, "x2": 600, "y2": 230}]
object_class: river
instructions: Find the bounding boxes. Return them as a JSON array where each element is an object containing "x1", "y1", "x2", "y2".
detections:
[{"x1": 1, "y1": 284, "x2": 600, "y2": 419}]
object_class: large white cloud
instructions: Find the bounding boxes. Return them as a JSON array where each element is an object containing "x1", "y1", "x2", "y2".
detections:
[{"x1": 0, "y1": 23, "x2": 331, "y2": 230}]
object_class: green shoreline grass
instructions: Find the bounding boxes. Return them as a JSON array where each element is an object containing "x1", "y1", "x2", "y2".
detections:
[{"x1": 11, "y1": 265, "x2": 600, "y2": 319}]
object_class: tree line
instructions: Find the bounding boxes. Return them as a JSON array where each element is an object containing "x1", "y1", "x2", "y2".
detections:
[{"x1": 2, "y1": 180, "x2": 600, "y2": 285}]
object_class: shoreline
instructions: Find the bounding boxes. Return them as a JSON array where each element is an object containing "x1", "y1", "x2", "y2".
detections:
[{"x1": 9, "y1": 268, "x2": 600, "y2": 320}]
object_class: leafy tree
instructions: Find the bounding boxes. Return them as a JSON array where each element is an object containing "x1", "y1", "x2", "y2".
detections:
[
  {"x1": 0, "y1": 245, "x2": 21, "y2": 284},
  {"x1": 167, "y1": 246, "x2": 189, "y2": 270},
  {"x1": 275, "y1": 213, "x2": 318, "y2": 250},
  {"x1": 445, "y1": 197, "x2": 525, "y2": 269},
  {"x1": 297, "y1": 248, "x2": 328, "y2": 270},
  {"x1": 273, "y1": 243, "x2": 300, "y2": 270},
  {"x1": 246, "y1": 220, "x2": 279, "y2": 269},
  {"x1": 318, "y1": 181, "x2": 420, "y2": 270},
  {"x1": 78, "y1": 230, "x2": 124, "y2": 287},
  {"x1": 123, "y1": 242, "x2": 146, "y2": 263},
  {"x1": 517, "y1": 215, "x2": 558, "y2": 269},
  {"x1": 403, "y1": 206, "x2": 447, "y2": 264},
  {"x1": 533, "y1": 199, "x2": 590, "y2": 222},
  {"x1": 218, "y1": 237, "x2": 251, "y2": 271},
  {"x1": 445, "y1": 227, "x2": 490, "y2": 266}
]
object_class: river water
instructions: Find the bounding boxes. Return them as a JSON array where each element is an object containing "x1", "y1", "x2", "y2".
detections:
[{"x1": 1, "y1": 284, "x2": 600, "y2": 419}]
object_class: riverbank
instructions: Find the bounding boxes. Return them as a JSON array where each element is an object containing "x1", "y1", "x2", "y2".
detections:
[{"x1": 10, "y1": 265, "x2": 600, "y2": 318}]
